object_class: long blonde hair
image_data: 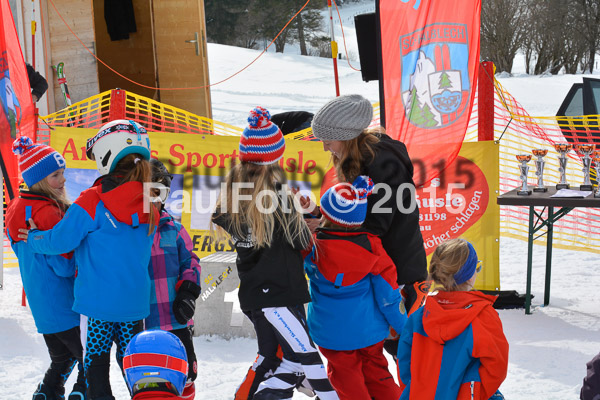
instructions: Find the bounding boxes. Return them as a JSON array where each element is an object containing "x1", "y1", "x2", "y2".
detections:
[
  {"x1": 333, "y1": 127, "x2": 382, "y2": 182},
  {"x1": 428, "y1": 239, "x2": 472, "y2": 291},
  {"x1": 213, "y1": 162, "x2": 311, "y2": 249},
  {"x1": 110, "y1": 153, "x2": 158, "y2": 235},
  {"x1": 30, "y1": 173, "x2": 71, "y2": 213}
]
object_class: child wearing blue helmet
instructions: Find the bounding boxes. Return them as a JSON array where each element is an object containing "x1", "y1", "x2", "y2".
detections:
[
  {"x1": 19, "y1": 120, "x2": 160, "y2": 400},
  {"x1": 146, "y1": 158, "x2": 201, "y2": 399},
  {"x1": 124, "y1": 330, "x2": 189, "y2": 399}
]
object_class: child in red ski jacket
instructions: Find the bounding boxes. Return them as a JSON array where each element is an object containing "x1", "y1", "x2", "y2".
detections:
[
  {"x1": 6, "y1": 137, "x2": 86, "y2": 400},
  {"x1": 19, "y1": 120, "x2": 160, "y2": 400},
  {"x1": 304, "y1": 175, "x2": 407, "y2": 400},
  {"x1": 397, "y1": 239, "x2": 508, "y2": 400}
]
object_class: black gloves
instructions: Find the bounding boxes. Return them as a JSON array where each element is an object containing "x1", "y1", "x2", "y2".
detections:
[{"x1": 173, "y1": 280, "x2": 201, "y2": 325}]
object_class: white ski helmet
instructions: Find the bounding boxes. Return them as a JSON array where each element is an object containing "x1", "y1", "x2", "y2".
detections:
[{"x1": 86, "y1": 120, "x2": 151, "y2": 175}]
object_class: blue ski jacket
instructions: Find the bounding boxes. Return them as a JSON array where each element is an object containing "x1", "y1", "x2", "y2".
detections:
[
  {"x1": 27, "y1": 177, "x2": 159, "y2": 322},
  {"x1": 6, "y1": 191, "x2": 79, "y2": 334},
  {"x1": 304, "y1": 228, "x2": 406, "y2": 351},
  {"x1": 397, "y1": 291, "x2": 509, "y2": 400}
]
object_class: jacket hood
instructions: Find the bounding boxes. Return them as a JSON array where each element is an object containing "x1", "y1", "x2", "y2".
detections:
[
  {"x1": 422, "y1": 290, "x2": 497, "y2": 344},
  {"x1": 312, "y1": 229, "x2": 380, "y2": 286},
  {"x1": 374, "y1": 134, "x2": 414, "y2": 183},
  {"x1": 158, "y1": 210, "x2": 174, "y2": 227},
  {"x1": 95, "y1": 179, "x2": 158, "y2": 226}
]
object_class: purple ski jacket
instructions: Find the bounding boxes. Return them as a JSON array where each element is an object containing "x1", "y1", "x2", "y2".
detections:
[{"x1": 145, "y1": 211, "x2": 201, "y2": 331}]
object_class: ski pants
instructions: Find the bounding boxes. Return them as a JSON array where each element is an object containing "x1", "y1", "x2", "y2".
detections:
[
  {"x1": 83, "y1": 318, "x2": 143, "y2": 400},
  {"x1": 320, "y1": 340, "x2": 401, "y2": 400},
  {"x1": 234, "y1": 311, "x2": 284, "y2": 399},
  {"x1": 251, "y1": 305, "x2": 339, "y2": 400},
  {"x1": 42, "y1": 325, "x2": 86, "y2": 396}
]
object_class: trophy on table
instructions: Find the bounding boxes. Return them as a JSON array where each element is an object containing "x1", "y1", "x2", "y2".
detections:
[
  {"x1": 593, "y1": 151, "x2": 600, "y2": 198},
  {"x1": 554, "y1": 143, "x2": 573, "y2": 190},
  {"x1": 516, "y1": 154, "x2": 532, "y2": 195},
  {"x1": 575, "y1": 144, "x2": 596, "y2": 191},
  {"x1": 532, "y1": 149, "x2": 548, "y2": 192}
]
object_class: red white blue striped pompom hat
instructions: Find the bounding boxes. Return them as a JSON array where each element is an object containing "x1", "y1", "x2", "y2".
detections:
[
  {"x1": 12, "y1": 136, "x2": 65, "y2": 188},
  {"x1": 320, "y1": 175, "x2": 374, "y2": 228},
  {"x1": 239, "y1": 106, "x2": 285, "y2": 165}
]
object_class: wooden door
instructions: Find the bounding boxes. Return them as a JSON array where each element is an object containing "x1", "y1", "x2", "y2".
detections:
[
  {"x1": 151, "y1": 0, "x2": 212, "y2": 118},
  {"x1": 93, "y1": 0, "x2": 157, "y2": 100}
]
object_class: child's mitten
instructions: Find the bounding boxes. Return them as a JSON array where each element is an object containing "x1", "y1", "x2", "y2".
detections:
[{"x1": 173, "y1": 281, "x2": 201, "y2": 325}]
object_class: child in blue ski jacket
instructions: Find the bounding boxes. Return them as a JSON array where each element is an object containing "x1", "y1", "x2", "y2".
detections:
[
  {"x1": 6, "y1": 137, "x2": 86, "y2": 400},
  {"x1": 19, "y1": 120, "x2": 160, "y2": 400},
  {"x1": 145, "y1": 158, "x2": 201, "y2": 399},
  {"x1": 303, "y1": 175, "x2": 407, "y2": 400},
  {"x1": 397, "y1": 239, "x2": 508, "y2": 400}
]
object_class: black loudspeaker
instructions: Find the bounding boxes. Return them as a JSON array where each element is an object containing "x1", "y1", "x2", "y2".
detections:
[{"x1": 354, "y1": 12, "x2": 379, "y2": 82}]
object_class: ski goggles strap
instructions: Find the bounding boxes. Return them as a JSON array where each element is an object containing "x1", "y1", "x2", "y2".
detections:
[
  {"x1": 86, "y1": 122, "x2": 147, "y2": 158},
  {"x1": 123, "y1": 353, "x2": 188, "y2": 375}
]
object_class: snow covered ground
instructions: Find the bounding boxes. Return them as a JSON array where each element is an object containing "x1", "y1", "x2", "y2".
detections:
[{"x1": 2, "y1": 1, "x2": 600, "y2": 399}]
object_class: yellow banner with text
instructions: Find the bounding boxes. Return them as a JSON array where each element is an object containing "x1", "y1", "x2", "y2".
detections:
[{"x1": 51, "y1": 128, "x2": 500, "y2": 289}]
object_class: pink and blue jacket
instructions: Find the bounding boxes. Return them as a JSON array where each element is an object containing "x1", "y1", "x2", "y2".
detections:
[{"x1": 145, "y1": 211, "x2": 201, "y2": 331}]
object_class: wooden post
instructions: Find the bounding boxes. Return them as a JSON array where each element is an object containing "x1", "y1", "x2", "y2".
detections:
[
  {"x1": 327, "y1": 0, "x2": 340, "y2": 96},
  {"x1": 109, "y1": 89, "x2": 126, "y2": 121}
]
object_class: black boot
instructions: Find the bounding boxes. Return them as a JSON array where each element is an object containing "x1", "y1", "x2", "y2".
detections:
[
  {"x1": 35, "y1": 358, "x2": 76, "y2": 400},
  {"x1": 68, "y1": 362, "x2": 87, "y2": 400},
  {"x1": 67, "y1": 383, "x2": 86, "y2": 400},
  {"x1": 32, "y1": 382, "x2": 61, "y2": 400}
]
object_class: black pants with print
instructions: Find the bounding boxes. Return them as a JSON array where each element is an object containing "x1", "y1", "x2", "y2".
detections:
[
  {"x1": 41, "y1": 326, "x2": 85, "y2": 397},
  {"x1": 251, "y1": 305, "x2": 338, "y2": 400},
  {"x1": 84, "y1": 318, "x2": 143, "y2": 400}
]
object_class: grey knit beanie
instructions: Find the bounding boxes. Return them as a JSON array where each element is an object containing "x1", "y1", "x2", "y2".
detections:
[{"x1": 311, "y1": 94, "x2": 373, "y2": 141}]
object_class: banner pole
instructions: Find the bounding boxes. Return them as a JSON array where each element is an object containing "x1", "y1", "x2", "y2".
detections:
[
  {"x1": 0, "y1": 173, "x2": 3, "y2": 292},
  {"x1": 327, "y1": 0, "x2": 340, "y2": 96},
  {"x1": 31, "y1": 0, "x2": 35, "y2": 68},
  {"x1": 478, "y1": 61, "x2": 495, "y2": 141},
  {"x1": 31, "y1": 0, "x2": 38, "y2": 141},
  {"x1": 375, "y1": 0, "x2": 384, "y2": 127}
]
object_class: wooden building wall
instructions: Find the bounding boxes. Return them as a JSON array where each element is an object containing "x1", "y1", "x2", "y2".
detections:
[
  {"x1": 46, "y1": 0, "x2": 99, "y2": 109},
  {"x1": 13, "y1": 0, "x2": 211, "y2": 117}
]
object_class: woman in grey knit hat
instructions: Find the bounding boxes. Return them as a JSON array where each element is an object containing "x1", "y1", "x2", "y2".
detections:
[{"x1": 310, "y1": 94, "x2": 428, "y2": 314}]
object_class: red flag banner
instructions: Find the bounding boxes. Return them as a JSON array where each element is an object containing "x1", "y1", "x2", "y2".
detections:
[
  {"x1": 378, "y1": 0, "x2": 481, "y2": 186},
  {"x1": 0, "y1": 0, "x2": 35, "y2": 200}
]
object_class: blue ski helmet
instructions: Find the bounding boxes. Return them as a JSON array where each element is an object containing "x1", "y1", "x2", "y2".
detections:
[{"x1": 123, "y1": 330, "x2": 188, "y2": 397}]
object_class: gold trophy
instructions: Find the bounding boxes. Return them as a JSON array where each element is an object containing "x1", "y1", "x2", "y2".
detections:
[
  {"x1": 575, "y1": 144, "x2": 595, "y2": 191},
  {"x1": 594, "y1": 152, "x2": 600, "y2": 198},
  {"x1": 554, "y1": 143, "x2": 573, "y2": 190},
  {"x1": 516, "y1": 154, "x2": 532, "y2": 195},
  {"x1": 532, "y1": 149, "x2": 548, "y2": 192}
]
